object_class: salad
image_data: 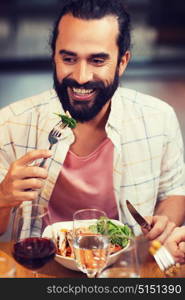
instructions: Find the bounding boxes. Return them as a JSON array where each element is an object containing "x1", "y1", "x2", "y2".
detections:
[
  {"x1": 55, "y1": 112, "x2": 77, "y2": 129},
  {"x1": 89, "y1": 217, "x2": 133, "y2": 248},
  {"x1": 56, "y1": 218, "x2": 133, "y2": 258}
]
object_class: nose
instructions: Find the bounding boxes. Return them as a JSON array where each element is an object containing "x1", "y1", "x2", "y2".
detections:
[{"x1": 72, "y1": 61, "x2": 93, "y2": 85}]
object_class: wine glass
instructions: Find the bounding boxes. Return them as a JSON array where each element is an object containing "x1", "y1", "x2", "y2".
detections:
[
  {"x1": 73, "y1": 208, "x2": 110, "y2": 278},
  {"x1": 11, "y1": 203, "x2": 56, "y2": 277}
]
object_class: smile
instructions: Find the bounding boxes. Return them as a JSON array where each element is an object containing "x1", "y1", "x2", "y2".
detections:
[
  {"x1": 72, "y1": 88, "x2": 94, "y2": 95},
  {"x1": 68, "y1": 87, "x2": 96, "y2": 101}
]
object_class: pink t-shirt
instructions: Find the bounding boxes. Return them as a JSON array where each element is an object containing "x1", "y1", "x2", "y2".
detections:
[{"x1": 49, "y1": 138, "x2": 118, "y2": 222}]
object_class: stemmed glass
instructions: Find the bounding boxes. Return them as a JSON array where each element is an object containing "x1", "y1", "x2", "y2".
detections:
[
  {"x1": 73, "y1": 208, "x2": 110, "y2": 278},
  {"x1": 11, "y1": 203, "x2": 56, "y2": 277}
]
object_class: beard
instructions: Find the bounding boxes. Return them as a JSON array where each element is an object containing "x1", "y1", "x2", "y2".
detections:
[{"x1": 53, "y1": 68, "x2": 120, "y2": 122}]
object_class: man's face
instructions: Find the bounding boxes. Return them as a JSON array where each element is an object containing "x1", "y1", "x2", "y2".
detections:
[{"x1": 54, "y1": 14, "x2": 128, "y2": 122}]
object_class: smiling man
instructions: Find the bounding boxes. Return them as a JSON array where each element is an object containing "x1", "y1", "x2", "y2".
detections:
[{"x1": 0, "y1": 0, "x2": 185, "y2": 242}]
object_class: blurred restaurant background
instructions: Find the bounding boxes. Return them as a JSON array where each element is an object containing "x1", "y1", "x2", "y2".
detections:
[{"x1": 0, "y1": 0, "x2": 185, "y2": 142}]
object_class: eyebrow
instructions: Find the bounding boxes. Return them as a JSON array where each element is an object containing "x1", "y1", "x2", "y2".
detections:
[
  {"x1": 59, "y1": 50, "x2": 76, "y2": 56},
  {"x1": 90, "y1": 53, "x2": 110, "y2": 60},
  {"x1": 59, "y1": 49, "x2": 110, "y2": 60}
]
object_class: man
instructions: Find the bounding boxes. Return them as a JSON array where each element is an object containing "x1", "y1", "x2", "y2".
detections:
[{"x1": 0, "y1": 0, "x2": 185, "y2": 242}]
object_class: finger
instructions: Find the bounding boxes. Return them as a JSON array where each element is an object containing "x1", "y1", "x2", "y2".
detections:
[
  {"x1": 143, "y1": 216, "x2": 153, "y2": 224},
  {"x1": 166, "y1": 227, "x2": 185, "y2": 244},
  {"x1": 172, "y1": 228, "x2": 185, "y2": 244},
  {"x1": 168, "y1": 244, "x2": 185, "y2": 263},
  {"x1": 15, "y1": 150, "x2": 52, "y2": 166},
  {"x1": 165, "y1": 238, "x2": 177, "y2": 252},
  {"x1": 1, "y1": 201, "x2": 22, "y2": 209},
  {"x1": 169, "y1": 248, "x2": 185, "y2": 263},
  {"x1": 141, "y1": 227, "x2": 149, "y2": 235},
  {"x1": 177, "y1": 242, "x2": 185, "y2": 263},
  {"x1": 14, "y1": 190, "x2": 39, "y2": 202},
  {"x1": 179, "y1": 241, "x2": 185, "y2": 253},
  {"x1": 164, "y1": 228, "x2": 185, "y2": 261},
  {"x1": 34, "y1": 162, "x2": 47, "y2": 169},
  {"x1": 16, "y1": 165, "x2": 48, "y2": 180},
  {"x1": 141, "y1": 216, "x2": 153, "y2": 235},
  {"x1": 176, "y1": 256, "x2": 185, "y2": 264},
  {"x1": 14, "y1": 178, "x2": 44, "y2": 191},
  {"x1": 145, "y1": 216, "x2": 168, "y2": 241},
  {"x1": 155, "y1": 222, "x2": 176, "y2": 244}
]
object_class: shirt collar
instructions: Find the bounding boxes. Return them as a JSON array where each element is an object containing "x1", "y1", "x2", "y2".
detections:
[
  {"x1": 104, "y1": 87, "x2": 124, "y2": 153},
  {"x1": 106, "y1": 86, "x2": 124, "y2": 132}
]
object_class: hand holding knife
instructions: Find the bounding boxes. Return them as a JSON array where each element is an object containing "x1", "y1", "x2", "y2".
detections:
[{"x1": 126, "y1": 200, "x2": 151, "y2": 231}]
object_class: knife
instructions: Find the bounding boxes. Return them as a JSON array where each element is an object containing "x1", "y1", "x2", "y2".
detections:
[{"x1": 126, "y1": 200, "x2": 151, "y2": 231}]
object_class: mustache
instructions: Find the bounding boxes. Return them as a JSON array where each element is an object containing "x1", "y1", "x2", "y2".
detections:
[{"x1": 61, "y1": 78, "x2": 105, "y2": 90}]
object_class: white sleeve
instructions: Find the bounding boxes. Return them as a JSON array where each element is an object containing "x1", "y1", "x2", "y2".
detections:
[{"x1": 158, "y1": 108, "x2": 185, "y2": 200}]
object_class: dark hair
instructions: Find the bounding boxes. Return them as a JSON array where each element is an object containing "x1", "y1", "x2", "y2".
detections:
[{"x1": 50, "y1": 0, "x2": 131, "y2": 61}]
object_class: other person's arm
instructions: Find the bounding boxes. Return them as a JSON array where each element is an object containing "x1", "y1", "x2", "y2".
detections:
[{"x1": 142, "y1": 196, "x2": 185, "y2": 243}]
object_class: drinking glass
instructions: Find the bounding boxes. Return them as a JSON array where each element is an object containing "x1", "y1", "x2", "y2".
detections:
[
  {"x1": 73, "y1": 208, "x2": 110, "y2": 278},
  {"x1": 0, "y1": 255, "x2": 16, "y2": 278},
  {"x1": 98, "y1": 236, "x2": 140, "y2": 278},
  {"x1": 11, "y1": 203, "x2": 56, "y2": 277}
]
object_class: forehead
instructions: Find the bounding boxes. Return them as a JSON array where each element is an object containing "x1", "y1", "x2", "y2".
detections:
[{"x1": 56, "y1": 14, "x2": 119, "y2": 55}]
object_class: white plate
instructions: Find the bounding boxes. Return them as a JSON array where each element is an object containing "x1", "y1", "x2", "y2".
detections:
[{"x1": 43, "y1": 219, "x2": 130, "y2": 272}]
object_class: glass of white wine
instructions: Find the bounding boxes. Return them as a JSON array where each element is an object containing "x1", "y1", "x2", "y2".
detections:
[{"x1": 73, "y1": 208, "x2": 110, "y2": 278}]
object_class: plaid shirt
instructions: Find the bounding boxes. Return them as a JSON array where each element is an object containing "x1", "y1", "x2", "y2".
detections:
[{"x1": 0, "y1": 87, "x2": 185, "y2": 239}]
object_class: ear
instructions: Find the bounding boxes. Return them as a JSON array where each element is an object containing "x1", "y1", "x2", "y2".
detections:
[{"x1": 118, "y1": 51, "x2": 131, "y2": 76}]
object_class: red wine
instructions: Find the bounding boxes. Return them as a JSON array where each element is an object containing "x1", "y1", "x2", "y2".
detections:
[{"x1": 13, "y1": 237, "x2": 56, "y2": 270}]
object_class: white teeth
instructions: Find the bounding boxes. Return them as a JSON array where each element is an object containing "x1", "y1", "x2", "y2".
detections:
[{"x1": 72, "y1": 88, "x2": 93, "y2": 94}]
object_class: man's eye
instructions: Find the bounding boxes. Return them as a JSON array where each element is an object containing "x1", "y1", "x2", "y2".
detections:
[
  {"x1": 62, "y1": 57, "x2": 76, "y2": 64},
  {"x1": 91, "y1": 58, "x2": 105, "y2": 65}
]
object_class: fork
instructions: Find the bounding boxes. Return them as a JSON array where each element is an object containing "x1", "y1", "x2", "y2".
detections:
[
  {"x1": 153, "y1": 246, "x2": 175, "y2": 272},
  {"x1": 39, "y1": 121, "x2": 67, "y2": 167},
  {"x1": 24, "y1": 121, "x2": 67, "y2": 192}
]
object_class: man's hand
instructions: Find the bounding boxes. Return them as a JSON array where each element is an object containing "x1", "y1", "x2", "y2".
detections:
[
  {"x1": 0, "y1": 149, "x2": 52, "y2": 208},
  {"x1": 141, "y1": 215, "x2": 176, "y2": 244},
  {"x1": 164, "y1": 226, "x2": 185, "y2": 263}
]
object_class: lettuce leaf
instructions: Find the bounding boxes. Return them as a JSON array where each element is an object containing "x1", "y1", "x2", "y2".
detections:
[
  {"x1": 89, "y1": 217, "x2": 133, "y2": 248},
  {"x1": 55, "y1": 113, "x2": 77, "y2": 129}
]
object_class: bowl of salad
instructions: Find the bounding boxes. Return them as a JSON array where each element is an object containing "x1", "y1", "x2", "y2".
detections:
[{"x1": 43, "y1": 218, "x2": 133, "y2": 271}]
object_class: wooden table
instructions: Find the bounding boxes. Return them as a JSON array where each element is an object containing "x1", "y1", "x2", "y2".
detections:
[{"x1": 1, "y1": 236, "x2": 185, "y2": 278}]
